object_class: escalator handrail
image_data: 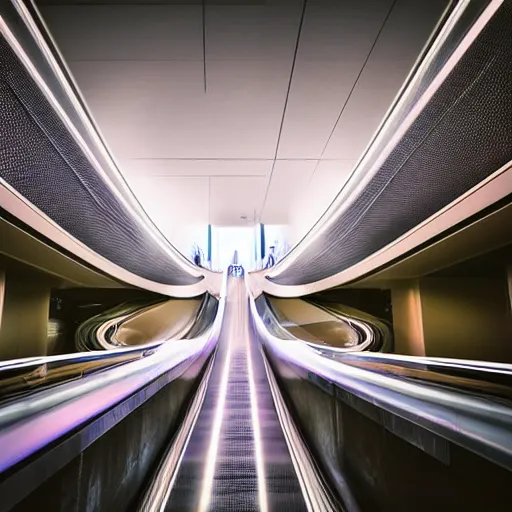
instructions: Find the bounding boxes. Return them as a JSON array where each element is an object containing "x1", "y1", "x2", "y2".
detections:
[
  {"x1": 0, "y1": 273, "x2": 229, "y2": 475},
  {"x1": 307, "y1": 350, "x2": 512, "y2": 375},
  {"x1": 249, "y1": 292, "x2": 512, "y2": 472},
  {"x1": 261, "y1": 295, "x2": 378, "y2": 352},
  {"x1": 258, "y1": 296, "x2": 512, "y2": 393},
  {"x1": 0, "y1": 294, "x2": 219, "y2": 400}
]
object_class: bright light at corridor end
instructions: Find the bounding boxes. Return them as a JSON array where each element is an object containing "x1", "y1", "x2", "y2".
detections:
[{"x1": 210, "y1": 225, "x2": 289, "y2": 271}]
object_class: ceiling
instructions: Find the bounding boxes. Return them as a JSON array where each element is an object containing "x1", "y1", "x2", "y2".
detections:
[{"x1": 37, "y1": 0, "x2": 448, "y2": 251}]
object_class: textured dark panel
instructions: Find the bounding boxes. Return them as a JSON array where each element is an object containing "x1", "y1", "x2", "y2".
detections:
[
  {"x1": 0, "y1": 36, "x2": 200, "y2": 286},
  {"x1": 272, "y1": 2, "x2": 512, "y2": 286},
  {"x1": 36, "y1": 1, "x2": 266, "y2": 4},
  {"x1": 9, "y1": 370, "x2": 200, "y2": 511}
]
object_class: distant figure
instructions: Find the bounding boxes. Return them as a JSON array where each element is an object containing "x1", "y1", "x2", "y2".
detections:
[
  {"x1": 194, "y1": 253, "x2": 201, "y2": 267},
  {"x1": 265, "y1": 246, "x2": 276, "y2": 269},
  {"x1": 229, "y1": 265, "x2": 243, "y2": 277}
]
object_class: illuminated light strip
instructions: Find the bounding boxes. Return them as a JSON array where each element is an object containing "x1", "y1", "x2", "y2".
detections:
[
  {"x1": 0, "y1": 11, "x2": 201, "y2": 277},
  {"x1": 0, "y1": 16, "x2": 225, "y2": 296},
  {"x1": 249, "y1": 159, "x2": 512, "y2": 298},
  {"x1": 198, "y1": 343, "x2": 232, "y2": 511},
  {"x1": 244, "y1": 304, "x2": 269, "y2": 512},
  {"x1": 138, "y1": 355, "x2": 216, "y2": 512},
  {"x1": 0, "y1": 178, "x2": 218, "y2": 298}
]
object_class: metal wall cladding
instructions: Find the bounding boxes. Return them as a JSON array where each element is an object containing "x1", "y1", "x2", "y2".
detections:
[
  {"x1": 272, "y1": 2, "x2": 512, "y2": 286},
  {"x1": 0, "y1": 35, "x2": 200, "y2": 286}
]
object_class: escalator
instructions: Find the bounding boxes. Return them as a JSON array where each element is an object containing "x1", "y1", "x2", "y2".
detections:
[
  {"x1": 1, "y1": 0, "x2": 512, "y2": 509},
  {"x1": 137, "y1": 274, "x2": 340, "y2": 511},
  {"x1": 1, "y1": 273, "x2": 512, "y2": 510},
  {"x1": 159, "y1": 277, "x2": 312, "y2": 511}
]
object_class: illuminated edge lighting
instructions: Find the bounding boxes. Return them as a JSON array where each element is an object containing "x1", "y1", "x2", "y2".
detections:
[
  {"x1": 0, "y1": 178, "x2": 218, "y2": 298},
  {"x1": 137, "y1": 355, "x2": 216, "y2": 512},
  {"x1": 0, "y1": 10, "x2": 201, "y2": 277},
  {"x1": 261, "y1": 355, "x2": 314, "y2": 512},
  {"x1": 26, "y1": 0, "x2": 143, "y2": 213},
  {"x1": 198, "y1": 343, "x2": 232, "y2": 511},
  {"x1": 249, "y1": 292, "x2": 339, "y2": 511},
  {"x1": 266, "y1": 0, "x2": 503, "y2": 278},
  {"x1": 158, "y1": 358, "x2": 213, "y2": 511},
  {"x1": 250, "y1": 159, "x2": 512, "y2": 298},
  {"x1": 244, "y1": 301, "x2": 269, "y2": 512}
]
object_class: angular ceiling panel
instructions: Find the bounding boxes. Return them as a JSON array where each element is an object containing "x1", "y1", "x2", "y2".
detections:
[
  {"x1": 277, "y1": 0, "x2": 393, "y2": 159},
  {"x1": 206, "y1": 3, "x2": 303, "y2": 61},
  {"x1": 322, "y1": 0, "x2": 448, "y2": 160},
  {"x1": 260, "y1": 160, "x2": 316, "y2": 224},
  {"x1": 210, "y1": 176, "x2": 267, "y2": 225},
  {"x1": 126, "y1": 175, "x2": 209, "y2": 253},
  {"x1": 289, "y1": 159, "x2": 355, "y2": 244},
  {"x1": 38, "y1": 0, "x2": 448, "y2": 230},
  {"x1": 41, "y1": 5, "x2": 203, "y2": 61},
  {"x1": 121, "y1": 159, "x2": 272, "y2": 177},
  {"x1": 67, "y1": 60, "x2": 204, "y2": 159}
]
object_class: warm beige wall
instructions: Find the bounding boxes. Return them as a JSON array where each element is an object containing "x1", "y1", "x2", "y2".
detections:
[
  {"x1": 391, "y1": 281, "x2": 425, "y2": 356},
  {"x1": 419, "y1": 277, "x2": 512, "y2": 362},
  {"x1": 0, "y1": 269, "x2": 52, "y2": 360},
  {"x1": 391, "y1": 276, "x2": 512, "y2": 362},
  {"x1": 507, "y1": 265, "x2": 512, "y2": 312}
]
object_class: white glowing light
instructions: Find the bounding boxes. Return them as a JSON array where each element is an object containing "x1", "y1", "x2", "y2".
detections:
[
  {"x1": 246, "y1": 320, "x2": 269, "y2": 512},
  {"x1": 198, "y1": 343, "x2": 232, "y2": 512}
]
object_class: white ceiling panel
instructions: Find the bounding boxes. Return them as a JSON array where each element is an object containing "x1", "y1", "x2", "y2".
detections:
[
  {"x1": 205, "y1": 4, "x2": 302, "y2": 61},
  {"x1": 126, "y1": 175, "x2": 209, "y2": 252},
  {"x1": 68, "y1": 60, "x2": 204, "y2": 106},
  {"x1": 198, "y1": 59, "x2": 291, "y2": 158},
  {"x1": 40, "y1": 0, "x2": 448, "y2": 231},
  {"x1": 209, "y1": 176, "x2": 267, "y2": 226},
  {"x1": 41, "y1": 5, "x2": 203, "y2": 61},
  {"x1": 277, "y1": 60, "x2": 369, "y2": 160},
  {"x1": 69, "y1": 59, "x2": 290, "y2": 159},
  {"x1": 296, "y1": 0, "x2": 393, "y2": 62},
  {"x1": 312, "y1": 159, "x2": 355, "y2": 199},
  {"x1": 123, "y1": 58, "x2": 290, "y2": 159},
  {"x1": 121, "y1": 159, "x2": 272, "y2": 178},
  {"x1": 322, "y1": 0, "x2": 449, "y2": 160},
  {"x1": 277, "y1": 0, "x2": 393, "y2": 159},
  {"x1": 127, "y1": 176, "x2": 209, "y2": 225},
  {"x1": 260, "y1": 160, "x2": 316, "y2": 224},
  {"x1": 288, "y1": 158, "x2": 355, "y2": 243},
  {"x1": 67, "y1": 60, "x2": 204, "y2": 159}
]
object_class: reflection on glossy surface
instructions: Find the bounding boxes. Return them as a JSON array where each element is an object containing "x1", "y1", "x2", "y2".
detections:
[{"x1": 269, "y1": 297, "x2": 359, "y2": 347}]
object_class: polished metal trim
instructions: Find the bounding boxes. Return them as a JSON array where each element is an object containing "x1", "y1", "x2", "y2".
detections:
[
  {"x1": 0, "y1": 334, "x2": 213, "y2": 473},
  {"x1": 0, "y1": 271, "x2": 5, "y2": 332},
  {"x1": 0, "y1": 272, "x2": 227, "y2": 476},
  {"x1": 249, "y1": 292, "x2": 512, "y2": 472},
  {"x1": 138, "y1": 356, "x2": 216, "y2": 512},
  {"x1": 23, "y1": 0, "x2": 132, "y2": 202},
  {"x1": 262, "y1": 354, "x2": 342, "y2": 512},
  {"x1": 0, "y1": 14, "x2": 195, "y2": 275},
  {"x1": 0, "y1": 5, "x2": 219, "y2": 291},
  {"x1": 2, "y1": 3, "x2": 197, "y2": 275}
]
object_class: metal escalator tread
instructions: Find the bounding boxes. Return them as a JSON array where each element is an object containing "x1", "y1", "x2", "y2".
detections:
[{"x1": 165, "y1": 280, "x2": 307, "y2": 511}]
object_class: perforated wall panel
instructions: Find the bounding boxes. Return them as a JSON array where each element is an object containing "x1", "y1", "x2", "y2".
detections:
[
  {"x1": 0, "y1": 35, "x2": 200, "y2": 286},
  {"x1": 272, "y1": 2, "x2": 512, "y2": 286}
]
